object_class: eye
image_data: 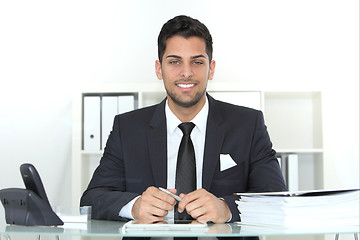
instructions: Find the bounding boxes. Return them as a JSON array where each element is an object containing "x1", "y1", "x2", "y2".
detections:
[
  {"x1": 169, "y1": 60, "x2": 180, "y2": 65},
  {"x1": 193, "y1": 61, "x2": 203, "y2": 65}
]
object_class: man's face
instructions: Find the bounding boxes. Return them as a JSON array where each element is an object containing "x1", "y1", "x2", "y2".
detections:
[{"x1": 155, "y1": 36, "x2": 215, "y2": 109}]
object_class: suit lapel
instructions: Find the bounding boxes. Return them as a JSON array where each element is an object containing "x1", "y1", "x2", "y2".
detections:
[
  {"x1": 146, "y1": 95, "x2": 225, "y2": 190},
  {"x1": 147, "y1": 99, "x2": 168, "y2": 188},
  {"x1": 202, "y1": 95, "x2": 225, "y2": 191}
]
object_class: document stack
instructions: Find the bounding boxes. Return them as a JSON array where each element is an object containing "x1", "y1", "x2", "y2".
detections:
[{"x1": 235, "y1": 189, "x2": 359, "y2": 228}]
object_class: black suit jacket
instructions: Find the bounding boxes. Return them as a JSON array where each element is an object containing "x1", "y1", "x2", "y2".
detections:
[{"x1": 80, "y1": 94, "x2": 287, "y2": 222}]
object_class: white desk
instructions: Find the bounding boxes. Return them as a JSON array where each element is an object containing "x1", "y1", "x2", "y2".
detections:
[{"x1": 0, "y1": 220, "x2": 359, "y2": 238}]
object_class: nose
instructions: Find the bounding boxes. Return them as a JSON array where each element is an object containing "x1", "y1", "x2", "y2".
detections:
[{"x1": 180, "y1": 63, "x2": 194, "y2": 79}]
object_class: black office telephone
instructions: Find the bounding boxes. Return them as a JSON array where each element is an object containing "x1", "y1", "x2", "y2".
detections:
[{"x1": 0, "y1": 163, "x2": 63, "y2": 226}]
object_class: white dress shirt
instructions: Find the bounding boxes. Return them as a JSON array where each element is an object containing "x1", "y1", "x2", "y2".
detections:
[
  {"x1": 119, "y1": 97, "x2": 209, "y2": 220},
  {"x1": 164, "y1": 97, "x2": 208, "y2": 220}
]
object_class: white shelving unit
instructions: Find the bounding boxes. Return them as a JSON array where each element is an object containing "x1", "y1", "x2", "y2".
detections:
[
  {"x1": 263, "y1": 91, "x2": 323, "y2": 191},
  {"x1": 71, "y1": 82, "x2": 323, "y2": 207}
]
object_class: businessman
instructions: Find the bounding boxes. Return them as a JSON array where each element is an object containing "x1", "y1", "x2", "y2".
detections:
[{"x1": 80, "y1": 15, "x2": 287, "y2": 225}]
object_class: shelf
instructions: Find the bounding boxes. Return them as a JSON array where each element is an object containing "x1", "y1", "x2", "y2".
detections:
[
  {"x1": 81, "y1": 150, "x2": 103, "y2": 156},
  {"x1": 276, "y1": 149, "x2": 323, "y2": 154},
  {"x1": 81, "y1": 149, "x2": 323, "y2": 157},
  {"x1": 264, "y1": 91, "x2": 322, "y2": 150}
]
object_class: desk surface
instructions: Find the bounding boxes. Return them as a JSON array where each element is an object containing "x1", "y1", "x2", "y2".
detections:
[{"x1": 0, "y1": 220, "x2": 359, "y2": 237}]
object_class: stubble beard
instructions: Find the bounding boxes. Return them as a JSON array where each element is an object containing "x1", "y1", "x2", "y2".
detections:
[{"x1": 166, "y1": 87, "x2": 206, "y2": 108}]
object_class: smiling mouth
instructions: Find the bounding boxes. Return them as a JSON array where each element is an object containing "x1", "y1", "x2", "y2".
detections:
[{"x1": 176, "y1": 83, "x2": 196, "y2": 89}]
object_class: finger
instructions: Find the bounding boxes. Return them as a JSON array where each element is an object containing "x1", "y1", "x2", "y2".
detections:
[
  {"x1": 151, "y1": 207, "x2": 169, "y2": 217},
  {"x1": 144, "y1": 188, "x2": 176, "y2": 210},
  {"x1": 196, "y1": 215, "x2": 210, "y2": 224},
  {"x1": 187, "y1": 201, "x2": 204, "y2": 215},
  {"x1": 134, "y1": 202, "x2": 163, "y2": 221},
  {"x1": 146, "y1": 214, "x2": 164, "y2": 222},
  {"x1": 190, "y1": 198, "x2": 231, "y2": 223},
  {"x1": 159, "y1": 194, "x2": 176, "y2": 208},
  {"x1": 168, "y1": 189, "x2": 177, "y2": 195},
  {"x1": 135, "y1": 187, "x2": 175, "y2": 220},
  {"x1": 181, "y1": 188, "x2": 205, "y2": 202},
  {"x1": 154, "y1": 188, "x2": 177, "y2": 206},
  {"x1": 188, "y1": 202, "x2": 215, "y2": 223},
  {"x1": 187, "y1": 203, "x2": 206, "y2": 219},
  {"x1": 136, "y1": 200, "x2": 167, "y2": 220},
  {"x1": 178, "y1": 190, "x2": 203, "y2": 212},
  {"x1": 177, "y1": 197, "x2": 187, "y2": 213},
  {"x1": 178, "y1": 195, "x2": 196, "y2": 213}
]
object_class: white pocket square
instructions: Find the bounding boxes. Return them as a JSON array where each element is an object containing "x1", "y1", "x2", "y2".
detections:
[{"x1": 220, "y1": 154, "x2": 237, "y2": 171}]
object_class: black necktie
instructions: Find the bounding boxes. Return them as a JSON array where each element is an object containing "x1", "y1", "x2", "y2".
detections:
[{"x1": 175, "y1": 122, "x2": 196, "y2": 220}]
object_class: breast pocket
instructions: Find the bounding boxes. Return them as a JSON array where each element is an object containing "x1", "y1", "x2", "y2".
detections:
[{"x1": 210, "y1": 154, "x2": 246, "y2": 196}]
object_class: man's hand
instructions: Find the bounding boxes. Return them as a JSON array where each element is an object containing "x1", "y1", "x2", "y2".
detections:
[
  {"x1": 177, "y1": 189, "x2": 231, "y2": 223},
  {"x1": 132, "y1": 186, "x2": 176, "y2": 221}
]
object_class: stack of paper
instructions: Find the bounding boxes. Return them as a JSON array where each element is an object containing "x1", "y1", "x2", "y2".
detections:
[{"x1": 235, "y1": 189, "x2": 359, "y2": 228}]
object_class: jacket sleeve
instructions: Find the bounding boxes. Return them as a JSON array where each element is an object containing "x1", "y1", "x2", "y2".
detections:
[
  {"x1": 80, "y1": 115, "x2": 139, "y2": 221},
  {"x1": 222, "y1": 110, "x2": 287, "y2": 222},
  {"x1": 247, "y1": 111, "x2": 287, "y2": 193}
]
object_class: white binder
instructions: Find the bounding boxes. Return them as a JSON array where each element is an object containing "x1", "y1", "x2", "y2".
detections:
[
  {"x1": 83, "y1": 96, "x2": 101, "y2": 151},
  {"x1": 101, "y1": 96, "x2": 118, "y2": 150},
  {"x1": 287, "y1": 154, "x2": 299, "y2": 191},
  {"x1": 118, "y1": 95, "x2": 135, "y2": 114}
]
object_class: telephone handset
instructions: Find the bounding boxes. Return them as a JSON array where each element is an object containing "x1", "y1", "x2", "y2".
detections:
[{"x1": 20, "y1": 163, "x2": 51, "y2": 206}]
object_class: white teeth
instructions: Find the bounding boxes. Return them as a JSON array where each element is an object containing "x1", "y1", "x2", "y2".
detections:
[{"x1": 177, "y1": 83, "x2": 195, "y2": 88}]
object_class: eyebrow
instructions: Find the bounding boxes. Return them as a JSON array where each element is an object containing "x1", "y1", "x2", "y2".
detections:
[
  {"x1": 191, "y1": 54, "x2": 207, "y2": 59},
  {"x1": 166, "y1": 54, "x2": 207, "y2": 59}
]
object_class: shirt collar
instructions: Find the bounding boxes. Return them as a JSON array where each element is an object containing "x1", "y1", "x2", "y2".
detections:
[{"x1": 165, "y1": 96, "x2": 209, "y2": 135}]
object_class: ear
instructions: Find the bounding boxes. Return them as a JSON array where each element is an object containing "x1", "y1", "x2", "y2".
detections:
[
  {"x1": 155, "y1": 60, "x2": 163, "y2": 80},
  {"x1": 208, "y1": 60, "x2": 216, "y2": 80}
]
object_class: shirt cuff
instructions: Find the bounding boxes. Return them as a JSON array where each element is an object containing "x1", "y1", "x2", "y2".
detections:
[{"x1": 119, "y1": 196, "x2": 141, "y2": 219}]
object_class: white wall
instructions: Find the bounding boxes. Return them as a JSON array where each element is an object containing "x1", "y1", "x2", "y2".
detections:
[{"x1": 0, "y1": 0, "x2": 358, "y2": 212}]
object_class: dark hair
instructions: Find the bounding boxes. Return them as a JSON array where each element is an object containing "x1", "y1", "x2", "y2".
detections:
[{"x1": 157, "y1": 15, "x2": 213, "y2": 63}]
